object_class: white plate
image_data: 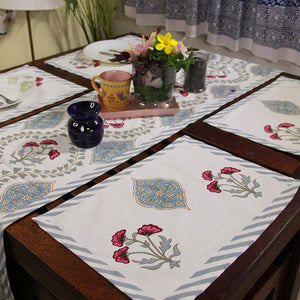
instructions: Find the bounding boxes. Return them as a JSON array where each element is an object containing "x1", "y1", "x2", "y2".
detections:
[{"x1": 83, "y1": 37, "x2": 141, "y2": 63}]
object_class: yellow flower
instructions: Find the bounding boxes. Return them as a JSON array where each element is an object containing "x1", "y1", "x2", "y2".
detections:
[{"x1": 155, "y1": 32, "x2": 178, "y2": 54}]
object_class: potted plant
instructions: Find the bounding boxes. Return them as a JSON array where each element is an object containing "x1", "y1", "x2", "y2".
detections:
[
  {"x1": 64, "y1": 0, "x2": 114, "y2": 44},
  {"x1": 116, "y1": 29, "x2": 193, "y2": 108}
]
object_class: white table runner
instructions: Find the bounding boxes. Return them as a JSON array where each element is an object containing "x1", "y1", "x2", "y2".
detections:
[
  {"x1": 34, "y1": 135, "x2": 300, "y2": 300},
  {"x1": 205, "y1": 76, "x2": 300, "y2": 156},
  {"x1": 0, "y1": 65, "x2": 87, "y2": 123}
]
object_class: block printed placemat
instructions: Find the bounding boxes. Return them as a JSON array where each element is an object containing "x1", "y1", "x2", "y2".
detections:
[
  {"x1": 205, "y1": 76, "x2": 300, "y2": 156},
  {"x1": 0, "y1": 65, "x2": 87, "y2": 123},
  {"x1": 34, "y1": 135, "x2": 300, "y2": 300}
]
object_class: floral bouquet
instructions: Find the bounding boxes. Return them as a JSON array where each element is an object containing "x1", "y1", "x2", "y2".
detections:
[{"x1": 116, "y1": 29, "x2": 194, "y2": 105}]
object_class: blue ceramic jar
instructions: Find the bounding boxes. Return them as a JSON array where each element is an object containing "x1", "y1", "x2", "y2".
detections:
[{"x1": 67, "y1": 101, "x2": 104, "y2": 148}]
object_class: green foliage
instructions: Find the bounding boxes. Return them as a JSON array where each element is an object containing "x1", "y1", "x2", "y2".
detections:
[{"x1": 64, "y1": 0, "x2": 114, "y2": 43}]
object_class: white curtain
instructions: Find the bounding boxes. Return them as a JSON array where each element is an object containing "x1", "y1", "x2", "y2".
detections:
[{"x1": 124, "y1": 0, "x2": 300, "y2": 66}]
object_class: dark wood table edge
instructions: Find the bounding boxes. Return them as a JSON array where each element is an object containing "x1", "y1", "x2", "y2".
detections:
[
  {"x1": 2, "y1": 44, "x2": 300, "y2": 299},
  {"x1": 4, "y1": 130, "x2": 300, "y2": 299}
]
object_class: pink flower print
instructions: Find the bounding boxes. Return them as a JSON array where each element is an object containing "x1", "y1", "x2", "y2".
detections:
[
  {"x1": 202, "y1": 170, "x2": 213, "y2": 181},
  {"x1": 265, "y1": 122, "x2": 299, "y2": 141},
  {"x1": 36, "y1": 77, "x2": 43, "y2": 87},
  {"x1": 40, "y1": 139, "x2": 58, "y2": 145},
  {"x1": 221, "y1": 167, "x2": 241, "y2": 174},
  {"x1": 113, "y1": 247, "x2": 130, "y2": 264},
  {"x1": 180, "y1": 90, "x2": 188, "y2": 97},
  {"x1": 23, "y1": 142, "x2": 39, "y2": 147},
  {"x1": 137, "y1": 224, "x2": 163, "y2": 236},
  {"x1": 112, "y1": 224, "x2": 181, "y2": 269},
  {"x1": 207, "y1": 181, "x2": 221, "y2": 193},
  {"x1": 76, "y1": 66, "x2": 88, "y2": 69},
  {"x1": 207, "y1": 75, "x2": 216, "y2": 79},
  {"x1": 112, "y1": 229, "x2": 126, "y2": 247},
  {"x1": 48, "y1": 149, "x2": 60, "y2": 160},
  {"x1": 264, "y1": 125, "x2": 273, "y2": 133},
  {"x1": 93, "y1": 61, "x2": 101, "y2": 67},
  {"x1": 203, "y1": 167, "x2": 261, "y2": 198},
  {"x1": 270, "y1": 133, "x2": 281, "y2": 140},
  {"x1": 278, "y1": 123, "x2": 294, "y2": 128}
]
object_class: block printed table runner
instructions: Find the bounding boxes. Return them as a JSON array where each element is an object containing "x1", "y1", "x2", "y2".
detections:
[
  {"x1": 205, "y1": 76, "x2": 300, "y2": 156},
  {"x1": 34, "y1": 135, "x2": 300, "y2": 300},
  {"x1": 0, "y1": 65, "x2": 87, "y2": 123}
]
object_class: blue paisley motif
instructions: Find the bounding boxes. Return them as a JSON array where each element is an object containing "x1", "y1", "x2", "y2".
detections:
[
  {"x1": 161, "y1": 109, "x2": 193, "y2": 126},
  {"x1": 132, "y1": 178, "x2": 189, "y2": 210},
  {"x1": 211, "y1": 85, "x2": 240, "y2": 98},
  {"x1": 262, "y1": 100, "x2": 300, "y2": 115},
  {"x1": 25, "y1": 112, "x2": 65, "y2": 129},
  {"x1": 92, "y1": 140, "x2": 135, "y2": 163},
  {"x1": 251, "y1": 66, "x2": 274, "y2": 76},
  {"x1": 0, "y1": 181, "x2": 53, "y2": 212}
]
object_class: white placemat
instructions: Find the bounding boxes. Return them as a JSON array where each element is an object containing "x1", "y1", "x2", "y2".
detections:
[
  {"x1": 34, "y1": 135, "x2": 300, "y2": 300},
  {"x1": 0, "y1": 65, "x2": 87, "y2": 123},
  {"x1": 205, "y1": 76, "x2": 300, "y2": 156}
]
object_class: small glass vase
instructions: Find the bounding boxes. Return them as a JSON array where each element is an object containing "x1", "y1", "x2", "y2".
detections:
[
  {"x1": 67, "y1": 101, "x2": 104, "y2": 148},
  {"x1": 132, "y1": 61, "x2": 176, "y2": 108}
]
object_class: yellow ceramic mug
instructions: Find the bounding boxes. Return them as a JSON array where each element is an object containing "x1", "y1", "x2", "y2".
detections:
[{"x1": 91, "y1": 70, "x2": 131, "y2": 111}]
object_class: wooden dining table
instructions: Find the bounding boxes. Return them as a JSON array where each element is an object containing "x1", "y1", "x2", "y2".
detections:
[{"x1": 1, "y1": 44, "x2": 300, "y2": 300}]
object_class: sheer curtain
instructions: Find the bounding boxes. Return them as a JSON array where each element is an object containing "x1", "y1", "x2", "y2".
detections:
[{"x1": 124, "y1": 0, "x2": 300, "y2": 65}]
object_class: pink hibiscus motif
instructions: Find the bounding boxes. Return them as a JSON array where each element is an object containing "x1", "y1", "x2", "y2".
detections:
[
  {"x1": 278, "y1": 123, "x2": 294, "y2": 128},
  {"x1": 40, "y1": 139, "x2": 58, "y2": 145},
  {"x1": 112, "y1": 229, "x2": 126, "y2": 247},
  {"x1": 264, "y1": 125, "x2": 273, "y2": 133},
  {"x1": 137, "y1": 224, "x2": 162, "y2": 236},
  {"x1": 113, "y1": 247, "x2": 130, "y2": 264},
  {"x1": 270, "y1": 133, "x2": 281, "y2": 140},
  {"x1": 221, "y1": 167, "x2": 241, "y2": 174},
  {"x1": 202, "y1": 170, "x2": 213, "y2": 181},
  {"x1": 48, "y1": 149, "x2": 60, "y2": 160},
  {"x1": 23, "y1": 142, "x2": 39, "y2": 148},
  {"x1": 207, "y1": 181, "x2": 221, "y2": 193}
]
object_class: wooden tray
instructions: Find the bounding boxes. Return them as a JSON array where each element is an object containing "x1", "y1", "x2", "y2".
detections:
[{"x1": 98, "y1": 94, "x2": 179, "y2": 119}]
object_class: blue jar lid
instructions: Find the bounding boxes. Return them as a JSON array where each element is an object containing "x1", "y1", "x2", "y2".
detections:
[{"x1": 67, "y1": 101, "x2": 101, "y2": 120}]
